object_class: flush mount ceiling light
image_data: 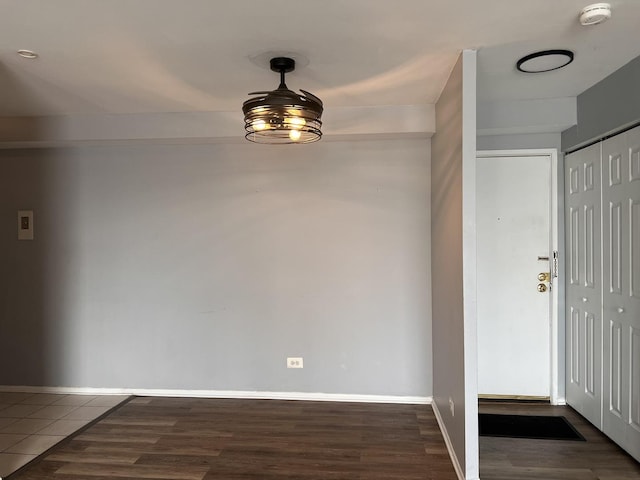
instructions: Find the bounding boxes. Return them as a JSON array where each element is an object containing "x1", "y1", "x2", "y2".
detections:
[
  {"x1": 17, "y1": 49, "x2": 38, "y2": 59},
  {"x1": 516, "y1": 49, "x2": 574, "y2": 73},
  {"x1": 242, "y1": 57, "x2": 323, "y2": 144},
  {"x1": 580, "y1": 3, "x2": 612, "y2": 25}
]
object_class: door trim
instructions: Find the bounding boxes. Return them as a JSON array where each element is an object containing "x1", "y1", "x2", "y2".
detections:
[{"x1": 476, "y1": 149, "x2": 561, "y2": 405}]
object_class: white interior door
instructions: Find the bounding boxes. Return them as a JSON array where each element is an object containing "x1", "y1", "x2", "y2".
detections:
[
  {"x1": 565, "y1": 143, "x2": 602, "y2": 428},
  {"x1": 601, "y1": 127, "x2": 640, "y2": 461},
  {"x1": 477, "y1": 153, "x2": 553, "y2": 398}
]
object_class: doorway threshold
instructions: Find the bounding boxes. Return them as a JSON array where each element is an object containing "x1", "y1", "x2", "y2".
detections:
[{"x1": 479, "y1": 394, "x2": 550, "y2": 403}]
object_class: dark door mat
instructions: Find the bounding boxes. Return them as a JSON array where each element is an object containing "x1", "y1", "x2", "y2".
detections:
[{"x1": 479, "y1": 413, "x2": 585, "y2": 441}]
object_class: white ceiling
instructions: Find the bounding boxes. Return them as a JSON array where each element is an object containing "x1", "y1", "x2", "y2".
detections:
[{"x1": 1, "y1": 0, "x2": 639, "y2": 117}]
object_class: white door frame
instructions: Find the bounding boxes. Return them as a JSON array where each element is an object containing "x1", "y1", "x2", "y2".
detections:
[{"x1": 476, "y1": 149, "x2": 561, "y2": 405}]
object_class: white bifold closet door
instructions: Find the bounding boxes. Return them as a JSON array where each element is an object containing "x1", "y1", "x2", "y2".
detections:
[
  {"x1": 565, "y1": 125, "x2": 640, "y2": 462},
  {"x1": 565, "y1": 142, "x2": 602, "y2": 429},
  {"x1": 601, "y1": 127, "x2": 640, "y2": 459}
]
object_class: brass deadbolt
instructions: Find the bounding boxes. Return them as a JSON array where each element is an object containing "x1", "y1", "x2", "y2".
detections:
[{"x1": 537, "y1": 283, "x2": 547, "y2": 293}]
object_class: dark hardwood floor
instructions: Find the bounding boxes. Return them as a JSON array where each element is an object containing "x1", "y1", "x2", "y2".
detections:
[
  {"x1": 9, "y1": 397, "x2": 457, "y2": 480},
  {"x1": 11, "y1": 396, "x2": 638, "y2": 479},
  {"x1": 479, "y1": 401, "x2": 640, "y2": 480}
]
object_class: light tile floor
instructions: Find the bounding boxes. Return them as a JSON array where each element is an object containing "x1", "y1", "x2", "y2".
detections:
[{"x1": 0, "y1": 392, "x2": 128, "y2": 478}]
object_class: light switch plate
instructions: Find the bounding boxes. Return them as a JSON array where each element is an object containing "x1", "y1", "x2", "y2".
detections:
[{"x1": 18, "y1": 210, "x2": 34, "y2": 240}]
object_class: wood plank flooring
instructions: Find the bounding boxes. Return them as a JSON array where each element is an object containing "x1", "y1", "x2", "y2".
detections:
[
  {"x1": 8, "y1": 397, "x2": 457, "y2": 480},
  {"x1": 479, "y1": 401, "x2": 640, "y2": 480}
]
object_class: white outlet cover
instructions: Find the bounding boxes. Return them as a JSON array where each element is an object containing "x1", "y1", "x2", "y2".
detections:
[{"x1": 287, "y1": 357, "x2": 304, "y2": 368}]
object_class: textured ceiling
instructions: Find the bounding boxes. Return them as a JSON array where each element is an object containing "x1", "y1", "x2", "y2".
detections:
[{"x1": 0, "y1": 0, "x2": 639, "y2": 116}]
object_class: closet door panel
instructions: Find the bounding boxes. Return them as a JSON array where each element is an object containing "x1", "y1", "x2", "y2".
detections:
[
  {"x1": 627, "y1": 129, "x2": 640, "y2": 450},
  {"x1": 602, "y1": 126, "x2": 640, "y2": 461},
  {"x1": 565, "y1": 142, "x2": 602, "y2": 428}
]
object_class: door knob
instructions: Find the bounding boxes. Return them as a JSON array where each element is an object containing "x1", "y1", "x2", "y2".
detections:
[
  {"x1": 538, "y1": 272, "x2": 551, "y2": 282},
  {"x1": 617, "y1": 307, "x2": 625, "y2": 314},
  {"x1": 537, "y1": 283, "x2": 547, "y2": 293}
]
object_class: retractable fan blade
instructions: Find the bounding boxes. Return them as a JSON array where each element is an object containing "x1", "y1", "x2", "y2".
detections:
[{"x1": 300, "y1": 89, "x2": 323, "y2": 106}]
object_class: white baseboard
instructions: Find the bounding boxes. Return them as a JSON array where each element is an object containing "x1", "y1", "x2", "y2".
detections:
[
  {"x1": 0, "y1": 385, "x2": 431, "y2": 405},
  {"x1": 432, "y1": 400, "x2": 465, "y2": 480}
]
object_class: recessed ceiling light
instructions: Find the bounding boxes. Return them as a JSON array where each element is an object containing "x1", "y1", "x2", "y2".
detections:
[
  {"x1": 17, "y1": 49, "x2": 38, "y2": 59},
  {"x1": 516, "y1": 50, "x2": 574, "y2": 73},
  {"x1": 580, "y1": 3, "x2": 612, "y2": 25}
]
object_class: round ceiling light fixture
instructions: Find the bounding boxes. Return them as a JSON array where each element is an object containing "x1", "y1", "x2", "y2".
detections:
[
  {"x1": 579, "y1": 3, "x2": 612, "y2": 25},
  {"x1": 516, "y1": 49, "x2": 574, "y2": 73},
  {"x1": 242, "y1": 57, "x2": 323, "y2": 144},
  {"x1": 17, "y1": 49, "x2": 38, "y2": 59}
]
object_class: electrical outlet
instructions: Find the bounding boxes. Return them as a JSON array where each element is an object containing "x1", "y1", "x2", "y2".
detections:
[
  {"x1": 18, "y1": 210, "x2": 34, "y2": 240},
  {"x1": 287, "y1": 357, "x2": 303, "y2": 368},
  {"x1": 449, "y1": 397, "x2": 455, "y2": 417}
]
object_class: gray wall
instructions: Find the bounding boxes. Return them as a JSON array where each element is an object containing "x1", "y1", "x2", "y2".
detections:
[
  {"x1": 0, "y1": 139, "x2": 433, "y2": 396},
  {"x1": 477, "y1": 133, "x2": 561, "y2": 152},
  {"x1": 477, "y1": 98, "x2": 576, "y2": 139},
  {"x1": 562, "y1": 54, "x2": 640, "y2": 151},
  {"x1": 431, "y1": 51, "x2": 479, "y2": 478}
]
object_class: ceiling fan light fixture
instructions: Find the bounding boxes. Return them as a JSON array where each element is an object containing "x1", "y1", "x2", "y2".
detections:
[
  {"x1": 242, "y1": 57, "x2": 323, "y2": 144},
  {"x1": 516, "y1": 49, "x2": 574, "y2": 73}
]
